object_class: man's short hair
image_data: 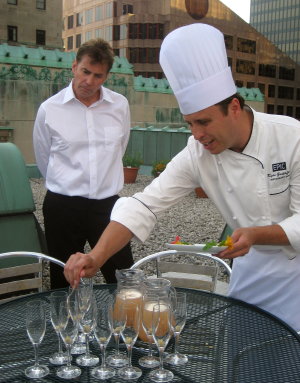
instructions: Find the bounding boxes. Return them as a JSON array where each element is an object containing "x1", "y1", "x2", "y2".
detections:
[
  {"x1": 76, "y1": 38, "x2": 115, "y2": 72},
  {"x1": 216, "y1": 93, "x2": 245, "y2": 115}
]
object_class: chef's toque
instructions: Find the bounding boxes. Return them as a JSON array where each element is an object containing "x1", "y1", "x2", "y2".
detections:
[{"x1": 159, "y1": 23, "x2": 237, "y2": 115}]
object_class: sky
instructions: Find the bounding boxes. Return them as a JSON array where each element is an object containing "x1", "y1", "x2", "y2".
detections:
[{"x1": 220, "y1": 0, "x2": 251, "y2": 22}]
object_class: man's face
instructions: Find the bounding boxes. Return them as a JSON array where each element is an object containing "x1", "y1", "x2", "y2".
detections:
[
  {"x1": 72, "y1": 55, "x2": 109, "y2": 106},
  {"x1": 184, "y1": 99, "x2": 244, "y2": 154}
]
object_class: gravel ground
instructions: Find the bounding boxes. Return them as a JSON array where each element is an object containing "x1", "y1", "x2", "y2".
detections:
[{"x1": 30, "y1": 175, "x2": 226, "y2": 286}]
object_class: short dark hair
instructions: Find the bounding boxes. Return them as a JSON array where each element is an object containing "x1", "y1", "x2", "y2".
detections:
[
  {"x1": 76, "y1": 38, "x2": 115, "y2": 72},
  {"x1": 216, "y1": 93, "x2": 245, "y2": 115}
]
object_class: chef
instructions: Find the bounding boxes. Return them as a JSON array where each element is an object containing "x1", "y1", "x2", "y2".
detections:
[{"x1": 64, "y1": 24, "x2": 300, "y2": 332}]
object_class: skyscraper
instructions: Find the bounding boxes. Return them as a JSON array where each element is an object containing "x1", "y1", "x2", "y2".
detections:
[{"x1": 250, "y1": 0, "x2": 300, "y2": 65}]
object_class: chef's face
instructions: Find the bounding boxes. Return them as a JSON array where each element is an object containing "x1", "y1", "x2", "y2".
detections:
[{"x1": 184, "y1": 98, "x2": 244, "y2": 154}]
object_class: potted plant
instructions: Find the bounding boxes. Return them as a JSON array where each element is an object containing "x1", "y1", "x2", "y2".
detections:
[
  {"x1": 152, "y1": 160, "x2": 169, "y2": 177},
  {"x1": 123, "y1": 153, "x2": 143, "y2": 183}
]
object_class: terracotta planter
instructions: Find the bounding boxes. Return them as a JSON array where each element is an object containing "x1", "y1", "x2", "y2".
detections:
[
  {"x1": 123, "y1": 166, "x2": 139, "y2": 184},
  {"x1": 195, "y1": 187, "x2": 208, "y2": 198}
]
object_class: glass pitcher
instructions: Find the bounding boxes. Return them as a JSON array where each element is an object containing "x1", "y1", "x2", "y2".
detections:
[
  {"x1": 139, "y1": 278, "x2": 175, "y2": 342},
  {"x1": 115, "y1": 268, "x2": 145, "y2": 326}
]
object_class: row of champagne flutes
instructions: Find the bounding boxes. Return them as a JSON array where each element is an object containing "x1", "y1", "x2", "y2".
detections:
[{"x1": 25, "y1": 278, "x2": 188, "y2": 382}]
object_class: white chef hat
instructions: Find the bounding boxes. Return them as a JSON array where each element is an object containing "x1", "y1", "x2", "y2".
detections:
[{"x1": 159, "y1": 23, "x2": 236, "y2": 115}]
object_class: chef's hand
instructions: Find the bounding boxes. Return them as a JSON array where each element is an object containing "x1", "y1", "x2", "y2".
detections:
[
  {"x1": 64, "y1": 252, "x2": 101, "y2": 288},
  {"x1": 215, "y1": 227, "x2": 255, "y2": 259}
]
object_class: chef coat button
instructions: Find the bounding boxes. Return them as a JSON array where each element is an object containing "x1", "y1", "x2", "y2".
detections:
[
  {"x1": 232, "y1": 216, "x2": 237, "y2": 220},
  {"x1": 227, "y1": 188, "x2": 232, "y2": 193},
  {"x1": 217, "y1": 161, "x2": 222, "y2": 165}
]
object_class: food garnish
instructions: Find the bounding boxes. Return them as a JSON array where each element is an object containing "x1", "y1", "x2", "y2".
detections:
[
  {"x1": 203, "y1": 235, "x2": 234, "y2": 250},
  {"x1": 170, "y1": 235, "x2": 190, "y2": 245}
]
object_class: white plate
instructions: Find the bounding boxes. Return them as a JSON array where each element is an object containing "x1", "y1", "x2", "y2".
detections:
[{"x1": 166, "y1": 243, "x2": 227, "y2": 254}]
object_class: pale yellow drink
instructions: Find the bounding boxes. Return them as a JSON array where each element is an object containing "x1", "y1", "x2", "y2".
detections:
[
  {"x1": 140, "y1": 302, "x2": 171, "y2": 342},
  {"x1": 114, "y1": 288, "x2": 142, "y2": 330}
]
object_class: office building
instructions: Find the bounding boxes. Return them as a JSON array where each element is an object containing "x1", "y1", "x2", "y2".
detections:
[
  {"x1": 1, "y1": 0, "x2": 63, "y2": 48},
  {"x1": 250, "y1": 0, "x2": 300, "y2": 65},
  {"x1": 62, "y1": 0, "x2": 300, "y2": 119}
]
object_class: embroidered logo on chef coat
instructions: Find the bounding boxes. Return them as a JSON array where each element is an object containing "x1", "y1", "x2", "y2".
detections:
[
  {"x1": 272, "y1": 162, "x2": 286, "y2": 172},
  {"x1": 268, "y1": 162, "x2": 290, "y2": 194}
]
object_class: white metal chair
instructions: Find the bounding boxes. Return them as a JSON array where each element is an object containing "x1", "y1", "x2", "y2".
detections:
[
  {"x1": 0, "y1": 251, "x2": 65, "y2": 303},
  {"x1": 130, "y1": 250, "x2": 231, "y2": 294}
]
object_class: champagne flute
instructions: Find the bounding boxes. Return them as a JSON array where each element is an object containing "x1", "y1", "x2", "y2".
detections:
[
  {"x1": 76, "y1": 294, "x2": 99, "y2": 366},
  {"x1": 57, "y1": 301, "x2": 81, "y2": 379},
  {"x1": 25, "y1": 300, "x2": 49, "y2": 379},
  {"x1": 149, "y1": 303, "x2": 173, "y2": 382},
  {"x1": 107, "y1": 292, "x2": 128, "y2": 367},
  {"x1": 49, "y1": 291, "x2": 69, "y2": 365},
  {"x1": 165, "y1": 292, "x2": 188, "y2": 365},
  {"x1": 139, "y1": 300, "x2": 160, "y2": 368},
  {"x1": 68, "y1": 287, "x2": 86, "y2": 355},
  {"x1": 119, "y1": 303, "x2": 142, "y2": 380},
  {"x1": 92, "y1": 300, "x2": 115, "y2": 379}
]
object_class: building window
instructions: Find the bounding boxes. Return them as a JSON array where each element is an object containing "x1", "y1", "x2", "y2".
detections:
[
  {"x1": 268, "y1": 85, "x2": 275, "y2": 98},
  {"x1": 36, "y1": 0, "x2": 46, "y2": 10},
  {"x1": 68, "y1": 15, "x2": 74, "y2": 29},
  {"x1": 236, "y1": 60, "x2": 255, "y2": 75},
  {"x1": 228, "y1": 57, "x2": 232, "y2": 68},
  {"x1": 36, "y1": 29, "x2": 46, "y2": 45},
  {"x1": 258, "y1": 83, "x2": 265, "y2": 95},
  {"x1": 85, "y1": 9, "x2": 93, "y2": 24},
  {"x1": 76, "y1": 34, "x2": 81, "y2": 48},
  {"x1": 235, "y1": 80, "x2": 243, "y2": 87},
  {"x1": 129, "y1": 47, "x2": 160, "y2": 64},
  {"x1": 123, "y1": 4, "x2": 133, "y2": 14},
  {"x1": 7, "y1": 25, "x2": 17, "y2": 42},
  {"x1": 277, "y1": 105, "x2": 284, "y2": 115},
  {"x1": 128, "y1": 23, "x2": 164, "y2": 40},
  {"x1": 286, "y1": 106, "x2": 293, "y2": 117},
  {"x1": 279, "y1": 66, "x2": 295, "y2": 81},
  {"x1": 105, "y1": 26, "x2": 113, "y2": 41},
  {"x1": 76, "y1": 12, "x2": 83, "y2": 26},
  {"x1": 106, "y1": 2, "x2": 113, "y2": 18},
  {"x1": 237, "y1": 38, "x2": 256, "y2": 54},
  {"x1": 247, "y1": 82, "x2": 255, "y2": 88},
  {"x1": 85, "y1": 31, "x2": 92, "y2": 42},
  {"x1": 7, "y1": 0, "x2": 17, "y2": 4},
  {"x1": 278, "y1": 86, "x2": 294, "y2": 100},
  {"x1": 67, "y1": 36, "x2": 73, "y2": 50},
  {"x1": 259, "y1": 64, "x2": 276, "y2": 78},
  {"x1": 113, "y1": 25, "x2": 120, "y2": 40},
  {"x1": 296, "y1": 107, "x2": 300, "y2": 120},
  {"x1": 297, "y1": 89, "x2": 300, "y2": 101},
  {"x1": 224, "y1": 35, "x2": 233, "y2": 50},
  {"x1": 267, "y1": 104, "x2": 274, "y2": 114},
  {"x1": 120, "y1": 24, "x2": 128, "y2": 40},
  {"x1": 95, "y1": 28, "x2": 103, "y2": 38},
  {"x1": 95, "y1": 5, "x2": 103, "y2": 21}
]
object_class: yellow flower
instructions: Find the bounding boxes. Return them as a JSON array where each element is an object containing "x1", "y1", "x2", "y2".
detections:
[{"x1": 224, "y1": 235, "x2": 234, "y2": 250}]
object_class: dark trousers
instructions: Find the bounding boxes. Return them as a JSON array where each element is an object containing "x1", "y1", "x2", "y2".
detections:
[{"x1": 43, "y1": 190, "x2": 133, "y2": 289}]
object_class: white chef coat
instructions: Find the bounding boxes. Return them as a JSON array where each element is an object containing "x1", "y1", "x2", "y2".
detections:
[
  {"x1": 111, "y1": 110, "x2": 300, "y2": 331},
  {"x1": 33, "y1": 82, "x2": 130, "y2": 200}
]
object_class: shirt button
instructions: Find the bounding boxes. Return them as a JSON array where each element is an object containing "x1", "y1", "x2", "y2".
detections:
[
  {"x1": 217, "y1": 161, "x2": 222, "y2": 165},
  {"x1": 232, "y1": 216, "x2": 237, "y2": 220},
  {"x1": 227, "y1": 188, "x2": 232, "y2": 193},
  {"x1": 262, "y1": 215, "x2": 267, "y2": 220}
]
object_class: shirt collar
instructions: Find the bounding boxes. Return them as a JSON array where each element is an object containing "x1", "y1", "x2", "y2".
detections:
[{"x1": 63, "y1": 82, "x2": 114, "y2": 105}]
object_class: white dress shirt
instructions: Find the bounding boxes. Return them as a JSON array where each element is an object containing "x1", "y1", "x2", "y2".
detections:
[
  {"x1": 111, "y1": 110, "x2": 300, "y2": 331},
  {"x1": 33, "y1": 82, "x2": 130, "y2": 199}
]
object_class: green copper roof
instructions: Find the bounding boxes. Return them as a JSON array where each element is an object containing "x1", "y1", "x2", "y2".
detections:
[
  {"x1": 0, "y1": 43, "x2": 134, "y2": 74},
  {"x1": 0, "y1": 43, "x2": 75, "y2": 68},
  {"x1": 237, "y1": 87, "x2": 264, "y2": 101},
  {"x1": 134, "y1": 75, "x2": 173, "y2": 93}
]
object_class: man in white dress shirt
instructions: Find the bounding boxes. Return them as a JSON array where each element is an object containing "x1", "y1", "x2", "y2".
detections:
[
  {"x1": 33, "y1": 38, "x2": 133, "y2": 288},
  {"x1": 64, "y1": 25, "x2": 300, "y2": 331}
]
